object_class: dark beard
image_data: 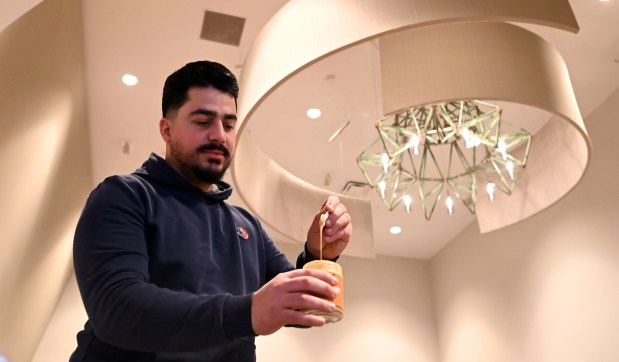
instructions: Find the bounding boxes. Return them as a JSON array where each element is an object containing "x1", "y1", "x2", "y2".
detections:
[
  {"x1": 170, "y1": 141, "x2": 231, "y2": 185},
  {"x1": 191, "y1": 160, "x2": 229, "y2": 184},
  {"x1": 192, "y1": 143, "x2": 231, "y2": 184}
]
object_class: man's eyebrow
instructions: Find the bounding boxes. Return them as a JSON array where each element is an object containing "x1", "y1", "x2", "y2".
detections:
[{"x1": 190, "y1": 109, "x2": 237, "y2": 120}]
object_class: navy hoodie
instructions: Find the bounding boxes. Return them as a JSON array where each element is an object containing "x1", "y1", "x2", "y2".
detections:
[{"x1": 71, "y1": 153, "x2": 313, "y2": 361}]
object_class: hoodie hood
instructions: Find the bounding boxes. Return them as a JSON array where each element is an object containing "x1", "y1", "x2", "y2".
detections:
[{"x1": 133, "y1": 153, "x2": 233, "y2": 202}]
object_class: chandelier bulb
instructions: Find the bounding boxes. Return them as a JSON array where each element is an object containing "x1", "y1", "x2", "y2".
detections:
[
  {"x1": 378, "y1": 180, "x2": 387, "y2": 199},
  {"x1": 506, "y1": 161, "x2": 515, "y2": 180},
  {"x1": 498, "y1": 139, "x2": 508, "y2": 160},
  {"x1": 407, "y1": 134, "x2": 420, "y2": 155},
  {"x1": 486, "y1": 182, "x2": 496, "y2": 202},
  {"x1": 461, "y1": 128, "x2": 470, "y2": 146},
  {"x1": 381, "y1": 153, "x2": 389, "y2": 173},
  {"x1": 446, "y1": 195, "x2": 454, "y2": 215},
  {"x1": 403, "y1": 194, "x2": 412, "y2": 213},
  {"x1": 462, "y1": 128, "x2": 480, "y2": 148}
]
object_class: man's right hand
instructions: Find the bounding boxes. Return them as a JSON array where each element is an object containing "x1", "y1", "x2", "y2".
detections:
[{"x1": 250, "y1": 269, "x2": 340, "y2": 336}]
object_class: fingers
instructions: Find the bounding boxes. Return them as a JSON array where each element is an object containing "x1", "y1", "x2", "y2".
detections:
[
  {"x1": 251, "y1": 270, "x2": 341, "y2": 335},
  {"x1": 275, "y1": 270, "x2": 339, "y2": 307},
  {"x1": 282, "y1": 271, "x2": 340, "y2": 312},
  {"x1": 280, "y1": 309, "x2": 328, "y2": 328},
  {"x1": 306, "y1": 196, "x2": 353, "y2": 260},
  {"x1": 323, "y1": 209, "x2": 352, "y2": 243},
  {"x1": 286, "y1": 268, "x2": 339, "y2": 286},
  {"x1": 317, "y1": 197, "x2": 350, "y2": 238},
  {"x1": 280, "y1": 290, "x2": 338, "y2": 314},
  {"x1": 320, "y1": 195, "x2": 344, "y2": 217}
]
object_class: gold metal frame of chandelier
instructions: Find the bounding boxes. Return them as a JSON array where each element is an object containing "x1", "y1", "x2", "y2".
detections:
[{"x1": 358, "y1": 100, "x2": 532, "y2": 219}]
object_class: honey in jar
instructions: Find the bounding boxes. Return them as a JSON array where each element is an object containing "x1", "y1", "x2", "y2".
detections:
[{"x1": 303, "y1": 260, "x2": 344, "y2": 323}]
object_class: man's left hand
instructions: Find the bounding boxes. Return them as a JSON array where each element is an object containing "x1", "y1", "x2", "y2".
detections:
[{"x1": 306, "y1": 196, "x2": 352, "y2": 260}]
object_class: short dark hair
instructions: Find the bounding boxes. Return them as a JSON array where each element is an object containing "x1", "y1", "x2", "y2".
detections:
[{"x1": 162, "y1": 60, "x2": 239, "y2": 118}]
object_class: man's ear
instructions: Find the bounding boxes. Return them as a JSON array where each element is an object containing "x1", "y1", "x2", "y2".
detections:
[{"x1": 159, "y1": 118, "x2": 171, "y2": 142}]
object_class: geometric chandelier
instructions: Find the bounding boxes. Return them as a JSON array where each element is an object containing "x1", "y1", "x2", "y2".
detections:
[
  {"x1": 233, "y1": 0, "x2": 589, "y2": 258},
  {"x1": 357, "y1": 100, "x2": 532, "y2": 219}
]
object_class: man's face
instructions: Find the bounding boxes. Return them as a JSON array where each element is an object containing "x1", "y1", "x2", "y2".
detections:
[{"x1": 160, "y1": 86, "x2": 237, "y2": 189}]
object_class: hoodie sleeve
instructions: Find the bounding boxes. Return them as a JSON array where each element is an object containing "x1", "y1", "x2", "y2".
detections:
[{"x1": 73, "y1": 176, "x2": 254, "y2": 353}]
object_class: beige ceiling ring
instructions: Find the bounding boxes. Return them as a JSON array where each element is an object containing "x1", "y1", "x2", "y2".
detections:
[
  {"x1": 231, "y1": 0, "x2": 586, "y2": 258},
  {"x1": 379, "y1": 21, "x2": 591, "y2": 233}
]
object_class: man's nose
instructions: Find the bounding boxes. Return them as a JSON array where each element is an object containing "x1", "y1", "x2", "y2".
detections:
[{"x1": 208, "y1": 121, "x2": 226, "y2": 144}]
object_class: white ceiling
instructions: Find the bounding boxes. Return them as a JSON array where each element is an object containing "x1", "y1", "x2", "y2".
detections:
[{"x1": 74, "y1": 0, "x2": 619, "y2": 259}]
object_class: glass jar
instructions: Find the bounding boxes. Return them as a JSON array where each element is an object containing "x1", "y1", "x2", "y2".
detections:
[{"x1": 303, "y1": 260, "x2": 344, "y2": 323}]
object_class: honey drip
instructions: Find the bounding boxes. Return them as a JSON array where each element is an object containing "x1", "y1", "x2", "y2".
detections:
[{"x1": 319, "y1": 212, "x2": 328, "y2": 260}]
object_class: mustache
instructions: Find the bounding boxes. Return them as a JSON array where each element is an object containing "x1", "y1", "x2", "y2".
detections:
[{"x1": 197, "y1": 143, "x2": 230, "y2": 157}]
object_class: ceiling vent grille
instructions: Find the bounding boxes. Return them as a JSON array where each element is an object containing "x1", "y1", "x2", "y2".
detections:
[{"x1": 200, "y1": 10, "x2": 246, "y2": 46}]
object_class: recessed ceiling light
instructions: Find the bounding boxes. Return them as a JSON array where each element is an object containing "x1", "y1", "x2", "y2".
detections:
[
  {"x1": 306, "y1": 108, "x2": 321, "y2": 119},
  {"x1": 122, "y1": 74, "x2": 138, "y2": 86},
  {"x1": 389, "y1": 226, "x2": 402, "y2": 235}
]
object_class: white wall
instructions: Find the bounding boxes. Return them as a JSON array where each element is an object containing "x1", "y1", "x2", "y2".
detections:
[
  {"x1": 430, "y1": 89, "x2": 619, "y2": 362},
  {"x1": 0, "y1": 0, "x2": 91, "y2": 360},
  {"x1": 257, "y1": 242, "x2": 439, "y2": 362},
  {"x1": 32, "y1": 274, "x2": 87, "y2": 362},
  {"x1": 0, "y1": 0, "x2": 45, "y2": 32}
]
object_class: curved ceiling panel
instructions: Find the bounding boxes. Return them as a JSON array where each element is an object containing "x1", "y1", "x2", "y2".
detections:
[
  {"x1": 379, "y1": 21, "x2": 590, "y2": 232},
  {"x1": 231, "y1": 0, "x2": 582, "y2": 258}
]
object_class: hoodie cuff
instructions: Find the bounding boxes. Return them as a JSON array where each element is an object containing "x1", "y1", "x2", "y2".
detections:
[{"x1": 222, "y1": 294, "x2": 256, "y2": 340}]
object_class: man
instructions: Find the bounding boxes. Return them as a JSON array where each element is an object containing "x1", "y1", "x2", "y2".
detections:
[{"x1": 70, "y1": 61, "x2": 352, "y2": 361}]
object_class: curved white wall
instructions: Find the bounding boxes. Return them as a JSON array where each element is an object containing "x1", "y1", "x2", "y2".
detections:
[
  {"x1": 0, "y1": 0, "x2": 91, "y2": 360},
  {"x1": 0, "y1": 0, "x2": 45, "y2": 32},
  {"x1": 430, "y1": 89, "x2": 619, "y2": 362}
]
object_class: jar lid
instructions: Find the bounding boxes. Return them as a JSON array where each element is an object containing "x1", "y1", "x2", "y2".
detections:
[{"x1": 303, "y1": 260, "x2": 343, "y2": 276}]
